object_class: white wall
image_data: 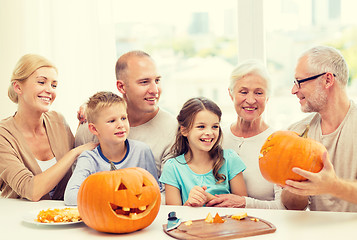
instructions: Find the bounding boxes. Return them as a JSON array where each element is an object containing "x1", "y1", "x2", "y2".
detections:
[
  {"x1": 0, "y1": 0, "x2": 117, "y2": 132},
  {"x1": 237, "y1": 0, "x2": 265, "y2": 63}
]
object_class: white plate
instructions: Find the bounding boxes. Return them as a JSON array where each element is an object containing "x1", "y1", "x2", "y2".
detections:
[{"x1": 22, "y1": 209, "x2": 83, "y2": 226}]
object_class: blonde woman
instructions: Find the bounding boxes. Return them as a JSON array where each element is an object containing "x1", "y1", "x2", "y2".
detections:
[{"x1": 0, "y1": 54, "x2": 97, "y2": 201}]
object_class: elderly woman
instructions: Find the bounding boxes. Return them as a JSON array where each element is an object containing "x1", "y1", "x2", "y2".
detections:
[
  {"x1": 206, "y1": 60, "x2": 284, "y2": 209},
  {"x1": 0, "y1": 54, "x2": 97, "y2": 201}
]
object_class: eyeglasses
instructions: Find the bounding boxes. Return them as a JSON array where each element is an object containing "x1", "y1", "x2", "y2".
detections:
[{"x1": 293, "y1": 72, "x2": 335, "y2": 89}]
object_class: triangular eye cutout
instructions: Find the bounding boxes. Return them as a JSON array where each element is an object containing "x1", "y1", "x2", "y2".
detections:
[
  {"x1": 118, "y1": 183, "x2": 127, "y2": 190},
  {"x1": 142, "y1": 182, "x2": 146, "y2": 187}
]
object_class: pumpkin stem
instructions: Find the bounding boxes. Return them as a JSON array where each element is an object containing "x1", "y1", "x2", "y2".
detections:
[
  {"x1": 299, "y1": 125, "x2": 310, "y2": 138},
  {"x1": 109, "y1": 161, "x2": 117, "y2": 171}
]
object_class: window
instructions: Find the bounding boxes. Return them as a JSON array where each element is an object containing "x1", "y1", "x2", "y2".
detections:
[
  {"x1": 2, "y1": 0, "x2": 356, "y2": 131},
  {"x1": 114, "y1": 0, "x2": 357, "y2": 130},
  {"x1": 113, "y1": 0, "x2": 238, "y2": 125},
  {"x1": 264, "y1": 0, "x2": 357, "y2": 129}
]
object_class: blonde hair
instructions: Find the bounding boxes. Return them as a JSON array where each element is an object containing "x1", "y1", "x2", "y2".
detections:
[
  {"x1": 86, "y1": 91, "x2": 127, "y2": 124},
  {"x1": 8, "y1": 54, "x2": 57, "y2": 103}
]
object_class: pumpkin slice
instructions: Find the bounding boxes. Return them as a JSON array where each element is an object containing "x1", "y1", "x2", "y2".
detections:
[
  {"x1": 231, "y1": 212, "x2": 247, "y2": 220},
  {"x1": 184, "y1": 220, "x2": 193, "y2": 226},
  {"x1": 213, "y1": 213, "x2": 225, "y2": 223},
  {"x1": 205, "y1": 213, "x2": 213, "y2": 223}
]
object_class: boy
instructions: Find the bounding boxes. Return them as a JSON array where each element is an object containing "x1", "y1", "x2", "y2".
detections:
[{"x1": 64, "y1": 91, "x2": 158, "y2": 205}]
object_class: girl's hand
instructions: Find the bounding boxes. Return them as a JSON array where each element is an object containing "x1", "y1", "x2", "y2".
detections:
[
  {"x1": 205, "y1": 191, "x2": 217, "y2": 202},
  {"x1": 184, "y1": 186, "x2": 208, "y2": 207}
]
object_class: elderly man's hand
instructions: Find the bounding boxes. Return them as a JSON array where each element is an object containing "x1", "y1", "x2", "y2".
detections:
[
  {"x1": 284, "y1": 152, "x2": 337, "y2": 196},
  {"x1": 77, "y1": 104, "x2": 87, "y2": 124},
  {"x1": 205, "y1": 194, "x2": 246, "y2": 208}
]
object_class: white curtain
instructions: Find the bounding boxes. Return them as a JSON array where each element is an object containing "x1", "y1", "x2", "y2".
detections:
[{"x1": 0, "y1": 0, "x2": 117, "y2": 132}]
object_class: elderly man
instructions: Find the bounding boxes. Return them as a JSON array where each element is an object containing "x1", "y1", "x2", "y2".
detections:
[
  {"x1": 281, "y1": 46, "x2": 357, "y2": 212},
  {"x1": 75, "y1": 51, "x2": 177, "y2": 177}
]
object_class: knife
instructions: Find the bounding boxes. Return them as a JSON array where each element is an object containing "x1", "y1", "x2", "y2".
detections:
[{"x1": 167, "y1": 211, "x2": 181, "y2": 231}]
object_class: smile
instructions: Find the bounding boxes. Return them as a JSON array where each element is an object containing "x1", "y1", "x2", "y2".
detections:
[
  {"x1": 111, "y1": 203, "x2": 147, "y2": 216},
  {"x1": 298, "y1": 96, "x2": 306, "y2": 104},
  {"x1": 200, "y1": 138, "x2": 213, "y2": 142},
  {"x1": 109, "y1": 200, "x2": 157, "y2": 219},
  {"x1": 38, "y1": 96, "x2": 51, "y2": 102},
  {"x1": 115, "y1": 131, "x2": 126, "y2": 136},
  {"x1": 243, "y1": 107, "x2": 256, "y2": 111}
]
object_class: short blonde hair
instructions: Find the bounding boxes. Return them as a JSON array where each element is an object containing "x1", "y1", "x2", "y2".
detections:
[
  {"x1": 9, "y1": 54, "x2": 57, "y2": 103},
  {"x1": 85, "y1": 91, "x2": 126, "y2": 123}
]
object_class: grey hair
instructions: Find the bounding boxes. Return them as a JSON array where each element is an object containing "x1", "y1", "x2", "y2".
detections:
[
  {"x1": 300, "y1": 46, "x2": 349, "y2": 87},
  {"x1": 229, "y1": 59, "x2": 271, "y2": 95}
]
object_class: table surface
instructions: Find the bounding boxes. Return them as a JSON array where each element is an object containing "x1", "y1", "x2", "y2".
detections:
[{"x1": 1, "y1": 198, "x2": 357, "y2": 240}]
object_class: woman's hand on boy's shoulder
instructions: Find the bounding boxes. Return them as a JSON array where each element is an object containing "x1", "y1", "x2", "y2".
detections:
[{"x1": 74, "y1": 142, "x2": 99, "y2": 156}]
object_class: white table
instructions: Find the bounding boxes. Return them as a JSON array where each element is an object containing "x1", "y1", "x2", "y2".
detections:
[{"x1": 1, "y1": 198, "x2": 357, "y2": 239}]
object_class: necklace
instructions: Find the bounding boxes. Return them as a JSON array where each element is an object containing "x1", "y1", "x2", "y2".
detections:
[
  {"x1": 238, "y1": 139, "x2": 244, "y2": 149},
  {"x1": 236, "y1": 138, "x2": 244, "y2": 155},
  {"x1": 109, "y1": 161, "x2": 117, "y2": 171}
]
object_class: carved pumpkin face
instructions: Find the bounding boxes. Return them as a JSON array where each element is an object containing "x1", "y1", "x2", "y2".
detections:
[
  {"x1": 259, "y1": 130, "x2": 326, "y2": 186},
  {"x1": 77, "y1": 167, "x2": 161, "y2": 233}
]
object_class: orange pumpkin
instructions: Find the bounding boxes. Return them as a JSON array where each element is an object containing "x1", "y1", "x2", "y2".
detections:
[
  {"x1": 77, "y1": 167, "x2": 161, "y2": 233},
  {"x1": 259, "y1": 127, "x2": 326, "y2": 185}
]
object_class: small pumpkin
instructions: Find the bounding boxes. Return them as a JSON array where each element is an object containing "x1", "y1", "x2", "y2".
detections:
[
  {"x1": 77, "y1": 167, "x2": 161, "y2": 233},
  {"x1": 259, "y1": 126, "x2": 326, "y2": 185}
]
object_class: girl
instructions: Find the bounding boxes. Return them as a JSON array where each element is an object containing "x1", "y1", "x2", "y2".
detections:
[{"x1": 160, "y1": 97, "x2": 247, "y2": 206}]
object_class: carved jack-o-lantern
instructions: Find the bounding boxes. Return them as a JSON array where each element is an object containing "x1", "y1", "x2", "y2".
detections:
[{"x1": 77, "y1": 167, "x2": 161, "y2": 233}]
